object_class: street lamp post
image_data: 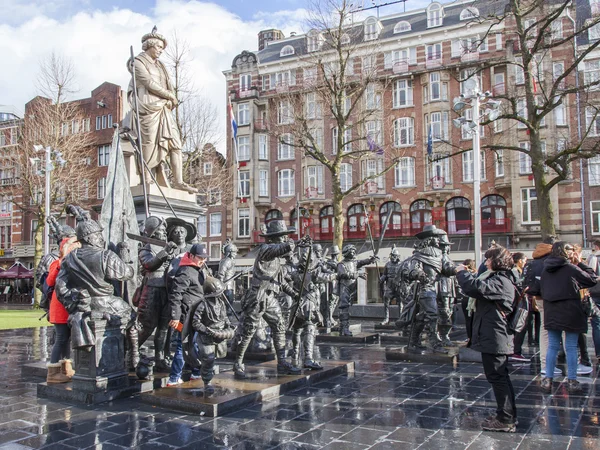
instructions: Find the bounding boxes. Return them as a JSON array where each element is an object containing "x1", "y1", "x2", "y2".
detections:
[{"x1": 453, "y1": 79, "x2": 501, "y2": 267}]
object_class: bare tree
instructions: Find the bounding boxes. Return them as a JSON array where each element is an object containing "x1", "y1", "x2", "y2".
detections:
[
  {"x1": 187, "y1": 144, "x2": 233, "y2": 209},
  {"x1": 164, "y1": 32, "x2": 221, "y2": 175},
  {"x1": 272, "y1": 0, "x2": 405, "y2": 250},
  {"x1": 8, "y1": 52, "x2": 96, "y2": 304},
  {"x1": 470, "y1": 0, "x2": 600, "y2": 238}
]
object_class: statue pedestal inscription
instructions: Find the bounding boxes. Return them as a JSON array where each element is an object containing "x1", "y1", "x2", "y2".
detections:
[{"x1": 72, "y1": 320, "x2": 129, "y2": 393}]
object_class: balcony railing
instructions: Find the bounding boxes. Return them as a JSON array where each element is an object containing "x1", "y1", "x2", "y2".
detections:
[
  {"x1": 254, "y1": 119, "x2": 268, "y2": 131},
  {"x1": 235, "y1": 86, "x2": 259, "y2": 99},
  {"x1": 392, "y1": 60, "x2": 409, "y2": 74},
  {"x1": 461, "y1": 52, "x2": 479, "y2": 62},
  {"x1": 426, "y1": 56, "x2": 442, "y2": 69}
]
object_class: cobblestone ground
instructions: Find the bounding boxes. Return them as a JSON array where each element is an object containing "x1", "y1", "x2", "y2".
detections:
[{"x1": 0, "y1": 327, "x2": 599, "y2": 449}]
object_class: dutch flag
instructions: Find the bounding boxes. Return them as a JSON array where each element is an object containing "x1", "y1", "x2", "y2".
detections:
[{"x1": 228, "y1": 100, "x2": 238, "y2": 141}]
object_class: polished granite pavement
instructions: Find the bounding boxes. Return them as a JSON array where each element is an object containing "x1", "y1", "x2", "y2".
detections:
[{"x1": 0, "y1": 326, "x2": 599, "y2": 449}]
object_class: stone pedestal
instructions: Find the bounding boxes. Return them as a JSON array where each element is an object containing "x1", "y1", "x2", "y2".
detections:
[{"x1": 72, "y1": 320, "x2": 129, "y2": 393}]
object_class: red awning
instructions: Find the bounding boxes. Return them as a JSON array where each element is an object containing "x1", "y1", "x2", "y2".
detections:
[{"x1": 0, "y1": 262, "x2": 34, "y2": 279}]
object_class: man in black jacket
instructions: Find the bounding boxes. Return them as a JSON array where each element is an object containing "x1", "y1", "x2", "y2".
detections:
[{"x1": 166, "y1": 243, "x2": 208, "y2": 386}]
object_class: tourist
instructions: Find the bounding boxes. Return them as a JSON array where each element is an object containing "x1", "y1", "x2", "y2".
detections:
[
  {"x1": 456, "y1": 246, "x2": 518, "y2": 432},
  {"x1": 167, "y1": 243, "x2": 208, "y2": 386},
  {"x1": 457, "y1": 258, "x2": 476, "y2": 345},
  {"x1": 45, "y1": 236, "x2": 80, "y2": 384},
  {"x1": 523, "y1": 236, "x2": 561, "y2": 377},
  {"x1": 569, "y1": 244, "x2": 593, "y2": 374},
  {"x1": 539, "y1": 242, "x2": 598, "y2": 393},
  {"x1": 509, "y1": 252, "x2": 530, "y2": 363},
  {"x1": 585, "y1": 239, "x2": 600, "y2": 364}
]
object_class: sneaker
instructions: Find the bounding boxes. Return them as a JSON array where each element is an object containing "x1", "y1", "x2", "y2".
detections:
[
  {"x1": 540, "y1": 367, "x2": 563, "y2": 376},
  {"x1": 481, "y1": 417, "x2": 516, "y2": 433},
  {"x1": 166, "y1": 378, "x2": 183, "y2": 387},
  {"x1": 509, "y1": 354, "x2": 530, "y2": 363},
  {"x1": 540, "y1": 377, "x2": 553, "y2": 393},
  {"x1": 190, "y1": 373, "x2": 202, "y2": 380},
  {"x1": 567, "y1": 379, "x2": 582, "y2": 393},
  {"x1": 577, "y1": 364, "x2": 593, "y2": 375}
]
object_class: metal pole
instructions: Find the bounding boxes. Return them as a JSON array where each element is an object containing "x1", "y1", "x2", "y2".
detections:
[
  {"x1": 44, "y1": 146, "x2": 51, "y2": 255},
  {"x1": 472, "y1": 97, "x2": 482, "y2": 267}
]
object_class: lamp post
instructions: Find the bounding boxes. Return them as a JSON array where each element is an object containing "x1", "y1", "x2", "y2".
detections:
[{"x1": 453, "y1": 79, "x2": 501, "y2": 267}]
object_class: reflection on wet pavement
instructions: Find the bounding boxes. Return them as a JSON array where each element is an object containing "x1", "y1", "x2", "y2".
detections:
[{"x1": 0, "y1": 326, "x2": 599, "y2": 449}]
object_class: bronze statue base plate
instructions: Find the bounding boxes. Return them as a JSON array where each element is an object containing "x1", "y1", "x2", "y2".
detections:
[
  {"x1": 139, "y1": 359, "x2": 354, "y2": 417},
  {"x1": 316, "y1": 331, "x2": 379, "y2": 344},
  {"x1": 385, "y1": 345, "x2": 460, "y2": 365}
]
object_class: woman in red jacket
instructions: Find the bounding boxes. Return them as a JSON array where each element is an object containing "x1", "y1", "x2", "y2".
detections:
[{"x1": 46, "y1": 237, "x2": 80, "y2": 384}]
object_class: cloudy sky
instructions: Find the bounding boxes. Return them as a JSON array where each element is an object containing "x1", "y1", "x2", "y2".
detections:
[{"x1": 0, "y1": 0, "x2": 431, "y2": 152}]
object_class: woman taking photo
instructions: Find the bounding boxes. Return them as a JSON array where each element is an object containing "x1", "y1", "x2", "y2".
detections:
[
  {"x1": 456, "y1": 246, "x2": 517, "y2": 432},
  {"x1": 540, "y1": 242, "x2": 597, "y2": 393}
]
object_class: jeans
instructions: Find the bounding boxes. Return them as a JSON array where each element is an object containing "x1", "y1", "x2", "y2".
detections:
[
  {"x1": 536, "y1": 299, "x2": 549, "y2": 369},
  {"x1": 50, "y1": 323, "x2": 71, "y2": 364},
  {"x1": 591, "y1": 296, "x2": 600, "y2": 358},
  {"x1": 546, "y1": 329, "x2": 579, "y2": 380},
  {"x1": 169, "y1": 331, "x2": 200, "y2": 382},
  {"x1": 481, "y1": 353, "x2": 517, "y2": 424}
]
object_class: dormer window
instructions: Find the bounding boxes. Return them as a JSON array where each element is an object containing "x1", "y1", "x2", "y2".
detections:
[
  {"x1": 280, "y1": 45, "x2": 295, "y2": 57},
  {"x1": 340, "y1": 33, "x2": 351, "y2": 45},
  {"x1": 460, "y1": 7, "x2": 479, "y2": 20},
  {"x1": 394, "y1": 21, "x2": 411, "y2": 34},
  {"x1": 307, "y1": 30, "x2": 323, "y2": 52},
  {"x1": 364, "y1": 17, "x2": 382, "y2": 41},
  {"x1": 427, "y1": 3, "x2": 443, "y2": 28}
]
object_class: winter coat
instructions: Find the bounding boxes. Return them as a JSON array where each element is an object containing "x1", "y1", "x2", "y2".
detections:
[
  {"x1": 456, "y1": 270, "x2": 516, "y2": 355},
  {"x1": 47, "y1": 259, "x2": 68, "y2": 324},
  {"x1": 168, "y1": 254, "x2": 206, "y2": 322},
  {"x1": 522, "y1": 243, "x2": 552, "y2": 297},
  {"x1": 540, "y1": 256, "x2": 597, "y2": 333}
]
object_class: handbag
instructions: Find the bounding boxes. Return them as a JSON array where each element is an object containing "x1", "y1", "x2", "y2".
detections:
[
  {"x1": 582, "y1": 295, "x2": 600, "y2": 318},
  {"x1": 498, "y1": 286, "x2": 529, "y2": 334}
]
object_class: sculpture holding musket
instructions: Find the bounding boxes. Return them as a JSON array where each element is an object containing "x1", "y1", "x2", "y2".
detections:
[
  {"x1": 393, "y1": 225, "x2": 457, "y2": 353},
  {"x1": 233, "y1": 220, "x2": 309, "y2": 379},
  {"x1": 55, "y1": 206, "x2": 139, "y2": 367},
  {"x1": 322, "y1": 245, "x2": 341, "y2": 329},
  {"x1": 217, "y1": 239, "x2": 238, "y2": 316},
  {"x1": 379, "y1": 245, "x2": 402, "y2": 325}
]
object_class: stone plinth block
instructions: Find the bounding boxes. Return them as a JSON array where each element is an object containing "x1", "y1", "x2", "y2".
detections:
[
  {"x1": 140, "y1": 359, "x2": 354, "y2": 417},
  {"x1": 316, "y1": 331, "x2": 378, "y2": 344},
  {"x1": 385, "y1": 345, "x2": 459, "y2": 365},
  {"x1": 317, "y1": 323, "x2": 362, "y2": 335},
  {"x1": 379, "y1": 332, "x2": 410, "y2": 344}
]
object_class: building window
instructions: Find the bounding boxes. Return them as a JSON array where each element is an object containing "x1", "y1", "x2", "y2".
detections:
[
  {"x1": 332, "y1": 127, "x2": 351, "y2": 154},
  {"x1": 280, "y1": 45, "x2": 295, "y2": 57},
  {"x1": 554, "y1": 98, "x2": 566, "y2": 126},
  {"x1": 97, "y1": 177, "x2": 106, "y2": 199},
  {"x1": 393, "y1": 118, "x2": 414, "y2": 147},
  {"x1": 306, "y1": 165, "x2": 324, "y2": 195},
  {"x1": 462, "y1": 151, "x2": 485, "y2": 181},
  {"x1": 31, "y1": 220, "x2": 39, "y2": 242},
  {"x1": 429, "y1": 72, "x2": 442, "y2": 101},
  {"x1": 203, "y1": 162, "x2": 212, "y2": 175},
  {"x1": 362, "y1": 55, "x2": 376, "y2": 74},
  {"x1": 521, "y1": 187, "x2": 539, "y2": 224},
  {"x1": 482, "y1": 195, "x2": 507, "y2": 230},
  {"x1": 210, "y1": 243, "x2": 221, "y2": 260},
  {"x1": 393, "y1": 21, "x2": 411, "y2": 33},
  {"x1": 586, "y1": 107, "x2": 600, "y2": 136},
  {"x1": 259, "y1": 170, "x2": 268, "y2": 196},
  {"x1": 278, "y1": 169, "x2": 295, "y2": 197},
  {"x1": 410, "y1": 200, "x2": 432, "y2": 232},
  {"x1": 460, "y1": 7, "x2": 479, "y2": 20},
  {"x1": 96, "y1": 116, "x2": 101, "y2": 130},
  {"x1": 517, "y1": 98, "x2": 527, "y2": 128},
  {"x1": 519, "y1": 142, "x2": 532, "y2": 174},
  {"x1": 340, "y1": 163, "x2": 352, "y2": 192},
  {"x1": 197, "y1": 215, "x2": 207, "y2": 237},
  {"x1": 238, "y1": 103, "x2": 249, "y2": 126},
  {"x1": 304, "y1": 67, "x2": 317, "y2": 84},
  {"x1": 277, "y1": 134, "x2": 294, "y2": 160},
  {"x1": 277, "y1": 100, "x2": 293, "y2": 124},
  {"x1": 258, "y1": 134, "x2": 268, "y2": 160},
  {"x1": 427, "y1": 3, "x2": 443, "y2": 28},
  {"x1": 365, "y1": 83, "x2": 380, "y2": 110},
  {"x1": 265, "y1": 209, "x2": 283, "y2": 225},
  {"x1": 347, "y1": 204, "x2": 366, "y2": 233},
  {"x1": 210, "y1": 213, "x2": 222, "y2": 236},
  {"x1": 320, "y1": 206, "x2": 334, "y2": 236},
  {"x1": 61, "y1": 122, "x2": 69, "y2": 136},
  {"x1": 305, "y1": 92, "x2": 321, "y2": 119},
  {"x1": 307, "y1": 30, "x2": 322, "y2": 52},
  {"x1": 239, "y1": 73, "x2": 251, "y2": 92},
  {"x1": 591, "y1": 201, "x2": 600, "y2": 235},
  {"x1": 236, "y1": 136, "x2": 250, "y2": 161},
  {"x1": 363, "y1": 158, "x2": 384, "y2": 190},
  {"x1": 495, "y1": 150, "x2": 505, "y2": 177},
  {"x1": 426, "y1": 44, "x2": 442, "y2": 63},
  {"x1": 446, "y1": 197, "x2": 472, "y2": 234},
  {"x1": 427, "y1": 155, "x2": 451, "y2": 184},
  {"x1": 585, "y1": 61, "x2": 600, "y2": 90},
  {"x1": 392, "y1": 79, "x2": 413, "y2": 108},
  {"x1": 79, "y1": 179, "x2": 89, "y2": 200},
  {"x1": 239, "y1": 171, "x2": 250, "y2": 197},
  {"x1": 429, "y1": 111, "x2": 449, "y2": 141},
  {"x1": 364, "y1": 17, "x2": 380, "y2": 40},
  {"x1": 209, "y1": 188, "x2": 221, "y2": 205},
  {"x1": 395, "y1": 157, "x2": 415, "y2": 187},
  {"x1": 98, "y1": 144, "x2": 110, "y2": 166},
  {"x1": 515, "y1": 57, "x2": 525, "y2": 85},
  {"x1": 365, "y1": 121, "x2": 382, "y2": 150},
  {"x1": 380, "y1": 202, "x2": 402, "y2": 234},
  {"x1": 589, "y1": 156, "x2": 600, "y2": 186},
  {"x1": 238, "y1": 209, "x2": 250, "y2": 237}
]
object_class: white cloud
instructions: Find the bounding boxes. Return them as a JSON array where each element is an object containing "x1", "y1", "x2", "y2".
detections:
[{"x1": 0, "y1": 0, "x2": 301, "y2": 153}]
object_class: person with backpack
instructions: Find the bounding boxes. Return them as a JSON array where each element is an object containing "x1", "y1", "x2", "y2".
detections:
[
  {"x1": 456, "y1": 246, "x2": 518, "y2": 432},
  {"x1": 539, "y1": 242, "x2": 598, "y2": 393},
  {"x1": 45, "y1": 236, "x2": 80, "y2": 384},
  {"x1": 522, "y1": 236, "x2": 562, "y2": 377},
  {"x1": 585, "y1": 239, "x2": 600, "y2": 363},
  {"x1": 509, "y1": 252, "x2": 530, "y2": 363}
]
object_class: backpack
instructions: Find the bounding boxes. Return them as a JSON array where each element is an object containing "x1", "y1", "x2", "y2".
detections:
[
  {"x1": 38, "y1": 272, "x2": 54, "y2": 311},
  {"x1": 497, "y1": 282, "x2": 529, "y2": 335},
  {"x1": 522, "y1": 259, "x2": 543, "y2": 297}
]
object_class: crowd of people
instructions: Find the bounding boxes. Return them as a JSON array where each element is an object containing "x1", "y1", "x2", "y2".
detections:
[{"x1": 454, "y1": 237, "x2": 600, "y2": 433}]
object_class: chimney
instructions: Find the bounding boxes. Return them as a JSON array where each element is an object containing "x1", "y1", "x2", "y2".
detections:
[{"x1": 258, "y1": 29, "x2": 284, "y2": 51}]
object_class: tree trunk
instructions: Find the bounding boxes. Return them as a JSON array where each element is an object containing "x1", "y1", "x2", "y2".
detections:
[
  {"x1": 530, "y1": 134, "x2": 556, "y2": 239},
  {"x1": 32, "y1": 222, "x2": 44, "y2": 308}
]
